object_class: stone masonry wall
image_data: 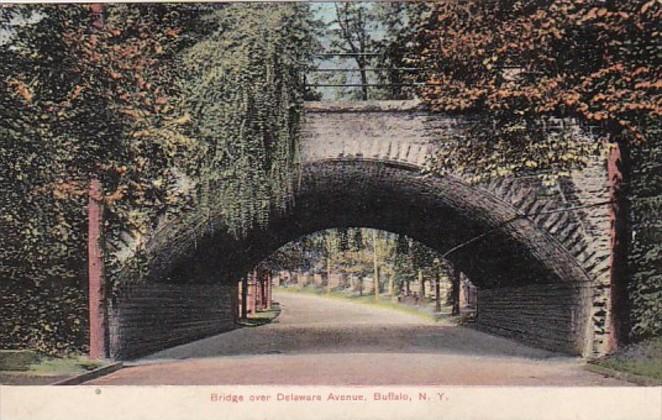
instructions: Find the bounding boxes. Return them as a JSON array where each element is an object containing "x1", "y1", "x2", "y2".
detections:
[
  {"x1": 481, "y1": 160, "x2": 613, "y2": 355},
  {"x1": 476, "y1": 283, "x2": 593, "y2": 354},
  {"x1": 108, "y1": 283, "x2": 237, "y2": 360}
]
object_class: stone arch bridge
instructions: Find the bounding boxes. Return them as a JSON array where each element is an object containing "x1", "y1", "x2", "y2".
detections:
[{"x1": 106, "y1": 100, "x2": 624, "y2": 360}]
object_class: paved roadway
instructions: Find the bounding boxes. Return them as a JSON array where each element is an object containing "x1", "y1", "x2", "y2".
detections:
[{"x1": 87, "y1": 290, "x2": 629, "y2": 385}]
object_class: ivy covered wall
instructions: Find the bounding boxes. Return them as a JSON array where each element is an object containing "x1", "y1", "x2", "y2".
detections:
[
  {"x1": 628, "y1": 125, "x2": 662, "y2": 341},
  {"x1": 0, "y1": 4, "x2": 316, "y2": 355}
]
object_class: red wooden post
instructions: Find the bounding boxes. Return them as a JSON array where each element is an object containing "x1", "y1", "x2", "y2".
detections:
[
  {"x1": 232, "y1": 280, "x2": 239, "y2": 322},
  {"x1": 249, "y1": 271, "x2": 257, "y2": 316},
  {"x1": 607, "y1": 142, "x2": 629, "y2": 352},
  {"x1": 266, "y1": 272, "x2": 272, "y2": 310},
  {"x1": 261, "y1": 272, "x2": 268, "y2": 310},
  {"x1": 88, "y1": 178, "x2": 106, "y2": 359},
  {"x1": 255, "y1": 270, "x2": 264, "y2": 310},
  {"x1": 255, "y1": 271, "x2": 264, "y2": 310},
  {"x1": 240, "y1": 277, "x2": 248, "y2": 320}
]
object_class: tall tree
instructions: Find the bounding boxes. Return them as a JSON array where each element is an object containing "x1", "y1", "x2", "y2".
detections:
[
  {"x1": 0, "y1": 4, "x2": 210, "y2": 354},
  {"x1": 328, "y1": 2, "x2": 377, "y2": 100},
  {"x1": 0, "y1": 3, "x2": 319, "y2": 354},
  {"x1": 411, "y1": 0, "x2": 660, "y2": 340},
  {"x1": 371, "y1": 2, "x2": 424, "y2": 100},
  {"x1": 412, "y1": 0, "x2": 660, "y2": 179}
]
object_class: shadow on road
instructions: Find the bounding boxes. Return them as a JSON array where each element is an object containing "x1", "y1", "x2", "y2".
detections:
[{"x1": 135, "y1": 291, "x2": 566, "y2": 364}]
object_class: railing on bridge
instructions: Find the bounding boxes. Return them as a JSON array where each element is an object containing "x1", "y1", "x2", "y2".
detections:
[{"x1": 303, "y1": 51, "x2": 441, "y2": 101}]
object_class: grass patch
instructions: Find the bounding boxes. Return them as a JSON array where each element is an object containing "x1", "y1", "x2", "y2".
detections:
[
  {"x1": 0, "y1": 350, "x2": 40, "y2": 371},
  {"x1": 275, "y1": 286, "x2": 451, "y2": 323},
  {"x1": 591, "y1": 336, "x2": 662, "y2": 382},
  {"x1": 26, "y1": 355, "x2": 103, "y2": 376},
  {"x1": 237, "y1": 302, "x2": 282, "y2": 327},
  {"x1": 0, "y1": 354, "x2": 105, "y2": 385}
]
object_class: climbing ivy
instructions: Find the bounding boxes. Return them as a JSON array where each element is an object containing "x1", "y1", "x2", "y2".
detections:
[
  {"x1": 0, "y1": 4, "x2": 316, "y2": 355},
  {"x1": 628, "y1": 121, "x2": 662, "y2": 340},
  {"x1": 179, "y1": 4, "x2": 317, "y2": 237},
  {"x1": 409, "y1": 0, "x2": 660, "y2": 180},
  {"x1": 408, "y1": 0, "x2": 661, "y2": 339}
]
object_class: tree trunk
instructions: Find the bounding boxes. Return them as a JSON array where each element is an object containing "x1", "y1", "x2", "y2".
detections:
[
  {"x1": 249, "y1": 271, "x2": 257, "y2": 316},
  {"x1": 418, "y1": 269, "x2": 425, "y2": 298},
  {"x1": 434, "y1": 269, "x2": 441, "y2": 313},
  {"x1": 450, "y1": 266, "x2": 460, "y2": 316},
  {"x1": 266, "y1": 272, "x2": 272, "y2": 310},
  {"x1": 359, "y1": 67, "x2": 369, "y2": 100},
  {"x1": 326, "y1": 257, "x2": 332, "y2": 294},
  {"x1": 607, "y1": 141, "x2": 631, "y2": 351}
]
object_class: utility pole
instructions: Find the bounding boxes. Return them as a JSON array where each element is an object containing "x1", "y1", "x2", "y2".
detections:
[
  {"x1": 87, "y1": 5, "x2": 107, "y2": 362},
  {"x1": 450, "y1": 266, "x2": 461, "y2": 316},
  {"x1": 88, "y1": 178, "x2": 106, "y2": 360}
]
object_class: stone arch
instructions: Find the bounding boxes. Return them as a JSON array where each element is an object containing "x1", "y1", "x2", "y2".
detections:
[
  {"x1": 109, "y1": 101, "x2": 615, "y2": 359},
  {"x1": 120, "y1": 158, "x2": 593, "y2": 357}
]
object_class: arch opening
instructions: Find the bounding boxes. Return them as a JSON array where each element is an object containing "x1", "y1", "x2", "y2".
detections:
[
  {"x1": 136, "y1": 159, "x2": 593, "y2": 356},
  {"x1": 164, "y1": 160, "x2": 590, "y2": 287}
]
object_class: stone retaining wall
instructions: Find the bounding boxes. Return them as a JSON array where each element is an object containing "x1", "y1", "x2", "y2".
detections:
[
  {"x1": 108, "y1": 283, "x2": 237, "y2": 360},
  {"x1": 476, "y1": 283, "x2": 593, "y2": 354}
]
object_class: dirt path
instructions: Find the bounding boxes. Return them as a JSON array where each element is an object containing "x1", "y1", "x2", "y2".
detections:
[{"x1": 87, "y1": 291, "x2": 630, "y2": 385}]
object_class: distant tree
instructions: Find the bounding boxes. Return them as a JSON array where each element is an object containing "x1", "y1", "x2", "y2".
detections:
[
  {"x1": 351, "y1": 227, "x2": 364, "y2": 251},
  {"x1": 371, "y1": 2, "x2": 424, "y2": 100},
  {"x1": 337, "y1": 228, "x2": 350, "y2": 252},
  {"x1": 327, "y1": 2, "x2": 377, "y2": 100}
]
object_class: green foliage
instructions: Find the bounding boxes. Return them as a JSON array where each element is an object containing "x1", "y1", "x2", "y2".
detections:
[
  {"x1": 0, "y1": 282, "x2": 88, "y2": 355},
  {"x1": 411, "y1": 0, "x2": 660, "y2": 179},
  {"x1": 337, "y1": 228, "x2": 350, "y2": 252},
  {"x1": 1, "y1": 4, "x2": 211, "y2": 354},
  {"x1": 594, "y1": 336, "x2": 662, "y2": 381},
  {"x1": 309, "y1": 2, "x2": 421, "y2": 101},
  {"x1": 406, "y1": 0, "x2": 660, "y2": 338},
  {"x1": 396, "y1": 234, "x2": 409, "y2": 254},
  {"x1": 0, "y1": 4, "x2": 315, "y2": 354},
  {"x1": 628, "y1": 122, "x2": 662, "y2": 340},
  {"x1": 370, "y1": 2, "x2": 425, "y2": 100},
  {"x1": 180, "y1": 4, "x2": 317, "y2": 237},
  {"x1": 267, "y1": 228, "x2": 448, "y2": 295},
  {"x1": 351, "y1": 228, "x2": 364, "y2": 251}
]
